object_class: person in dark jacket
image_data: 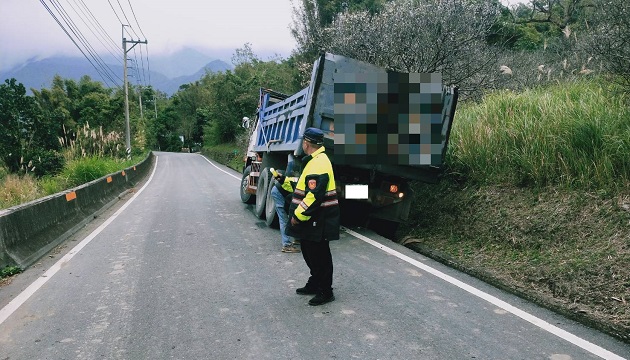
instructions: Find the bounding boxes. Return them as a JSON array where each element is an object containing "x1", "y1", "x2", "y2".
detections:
[
  {"x1": 270, "y1": 169, "x2": 300, "y2": 253},
  {"x1": 286, "y1": 127, "x2": 340, "y2": 306}
]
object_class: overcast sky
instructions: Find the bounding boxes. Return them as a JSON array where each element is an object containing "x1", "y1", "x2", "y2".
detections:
[
  {"x1": 0, "y1": 0, "x2": 522, "y2": 72},
  {"x1": 0, "y1": 0, "x2": 297, "y2": 71}
]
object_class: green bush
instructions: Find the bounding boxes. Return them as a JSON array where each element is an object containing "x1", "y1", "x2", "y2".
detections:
[
  {"x1": 0, "y1": 165, "x2": 8, "y2": 181},
  {"x1": 448, "y1": 80, "x2": 630, "y2": 189},
  {"x1": 202, "y1": 143, "x2": 243, "y2": 172},
  {"x1": 39, "y1": 175, "x2": 63, "y2": 195},
  {"x1": 24, "y1": 149, "x2": 65, "y2": 177},
  {"x1": 0, "y1": 266, "x2": 22, "y2": 278},
  {"x1": 62, "y1": 157, "x2": 110, "y2": 187}
]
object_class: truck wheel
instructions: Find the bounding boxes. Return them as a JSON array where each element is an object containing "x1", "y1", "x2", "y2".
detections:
[
  {"x1": 240, "y1": 166, "x2": 256, "y2": 204},
  {"x1": 265, "y1": 179, "x2": 279, "y2": 228},
  {"x1": 254, "y1": 167, "x2": 270, "y2": 219},
  {"x1": 369, "y1": 218, "x2": 400, "y2": 240}
]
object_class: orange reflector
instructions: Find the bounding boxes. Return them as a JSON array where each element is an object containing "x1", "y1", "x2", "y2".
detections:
[
  {"x1": 65, "y1": 191, "x2": 77, "y2": 202},
  {"x1": 389, "y1": 184, "x2": 399, "y2": 193},
  {"x1": 122, "y1": 170, "x2": 126, "y2": 176},
  {"x1": 107, "y1": 176, "x2": 113, "y2": 183}
]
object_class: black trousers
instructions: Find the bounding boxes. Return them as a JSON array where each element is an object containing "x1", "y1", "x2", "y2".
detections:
[{"x1": 300, "y1": 239, "x2": 333, "y2": 294}]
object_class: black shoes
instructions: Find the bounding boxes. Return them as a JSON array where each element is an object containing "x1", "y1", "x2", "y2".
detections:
[
  {"x1": 295, "y1": 286, "x2": 318, "y2": 295},
  {"x1": 308, "y1": 292, "x2": 335, "y2": 306},
  {"x1": 296, "y1": 285, "x2": 335, "y2": 305}
]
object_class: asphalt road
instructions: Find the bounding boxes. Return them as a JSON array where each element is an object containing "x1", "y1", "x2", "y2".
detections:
[{"x1": 0, "y1": 152, "x2": 628, "y2": 360}]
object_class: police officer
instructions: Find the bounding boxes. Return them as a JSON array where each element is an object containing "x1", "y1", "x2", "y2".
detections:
[{"x1": 286, "y1": 127, "x2": 340, "y2": 306}]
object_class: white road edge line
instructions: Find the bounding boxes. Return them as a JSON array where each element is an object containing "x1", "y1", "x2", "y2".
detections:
[
  {"x1": 0, "y1": 156, "x2": 160, "y2": 326},
  {"x1": 342, "y1": 227, "x2": 625, "y2": 360},
  {"x1": 202, "y1": 155, "x2": 625, "y2": 360},
  {"x1": 199, "y1": 154, "x2": 240, "y2": 180}
]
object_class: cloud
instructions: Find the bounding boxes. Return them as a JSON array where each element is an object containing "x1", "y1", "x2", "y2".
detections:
[{"x1": 0, "y1": 0, "x2": 297, "y2": 71}]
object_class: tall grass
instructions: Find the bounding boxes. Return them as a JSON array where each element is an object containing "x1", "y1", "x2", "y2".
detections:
[
  {"x1": 0, "y1": 155, "x2": 145, "y2": 210},
  {"x1": 448, "y1": 80, "x2": 630, "y2": 189},
  {"x1": 0, "y1": 174, "x2": 43, "y2": 209}
]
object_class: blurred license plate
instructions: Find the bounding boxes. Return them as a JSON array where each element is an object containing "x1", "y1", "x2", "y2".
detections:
[{"x1": 345, "y1": 185, "x2": 368, "y2": 199}]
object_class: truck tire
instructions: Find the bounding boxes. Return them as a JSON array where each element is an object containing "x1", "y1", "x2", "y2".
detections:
[
  {"x1": 240, "y1": 166, "x2": 256, "y2": 204},
  {"x1": 254, "y1": 167, "x2": 270, "y2": 219},
  {"x1": 265, "y1": 179, "x2": 279, "y2": 228}
]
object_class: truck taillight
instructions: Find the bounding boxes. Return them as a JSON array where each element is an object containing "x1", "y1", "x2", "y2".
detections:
[{"x1": 389, "y1": 184, "x2": 398, "y2": 193}]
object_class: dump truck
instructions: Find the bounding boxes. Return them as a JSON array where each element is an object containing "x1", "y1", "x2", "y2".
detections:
[{"x1": 239, "y1": 53, "x2": 458, "y2": 232}]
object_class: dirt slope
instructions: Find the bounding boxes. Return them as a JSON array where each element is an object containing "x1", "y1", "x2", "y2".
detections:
[{"x1": 398, "y1": 181, "x2": 630, "y2": 343}]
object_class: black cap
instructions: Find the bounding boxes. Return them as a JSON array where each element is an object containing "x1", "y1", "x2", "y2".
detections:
[{"x1": 303, "y1": 127, "x2": 324, "y2": 145}]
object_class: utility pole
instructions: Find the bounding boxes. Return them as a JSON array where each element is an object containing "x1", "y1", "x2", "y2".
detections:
[
  {"x1": 123, "y1": 24, "x2": 147, "y2": 157},
  {"x1": 138, "y1": 86, "x2": 144, "y2": 121},
  {"x1": 153, "y1": 95, "x2": 158, "y2": 119}
]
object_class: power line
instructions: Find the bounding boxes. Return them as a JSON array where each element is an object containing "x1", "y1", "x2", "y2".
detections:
[
  {"x1": 107, "y1": 0, "x2": 124, "y2": 25},
  {"x1": 49, "y1": 0, "x2": 122, "y2": 86},
  {"x1": 67, "y1": 0, "x2": 122, "y2": 66},
  {"x1": 78, "y1": 0, "x2": 120, "y2": 51},
  {"x1": 116, "y1": 0, "x2": 141, "y2": 39},
  {"x1": 144, "y1": 43, "x2": 152, "y2": 87},
  {"x1": 132, "y1": 46, "x2": 144, "y2": 86},
  {"x1": 139, "y1": 44, "x2": 148, "y2": 86},
  {"x1": 40, "y1": 0, "x2": 120, "y2": 88},
  {"x1": 127, "y1": 0, "x2": 147, "y2": 39},
  {"x1": 53, "y1": 0, "x2": 120, "y2": 82},
  {"x1": 41, "y1": 0, "x2": 150, "y2": 90}
]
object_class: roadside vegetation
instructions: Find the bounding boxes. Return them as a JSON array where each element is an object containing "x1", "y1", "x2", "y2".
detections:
[
  {"x1": 0, "y1": 152, "x2": 147, "y2": 210},
  {"x1": 400, "y1": 79, "x2": 630, "y2": 341},
  {"x1": 450, "y1": 79, "x2": 630, "y2": 189}
]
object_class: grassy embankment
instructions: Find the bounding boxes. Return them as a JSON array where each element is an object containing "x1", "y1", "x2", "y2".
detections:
[
  {"x1": 401, "y1": 79, "x2": 630, "y2": 342},
  {"x1": 204, "y1": 79, "x2": 629, "y2": 342},
  {"x1": 202, "y1": 143, "x2": 244, "y2": 173},
  {"x1": 0, "y1": 155, "x2": 147, "y2": 210}
]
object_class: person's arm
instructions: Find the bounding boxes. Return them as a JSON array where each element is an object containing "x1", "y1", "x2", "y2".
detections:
[
  {"x1": 272, "y1": 170, "x2": 297, "y2": 194},
  {"x1": 292, "y1": 173, "x2": 329, "y2": 223}
]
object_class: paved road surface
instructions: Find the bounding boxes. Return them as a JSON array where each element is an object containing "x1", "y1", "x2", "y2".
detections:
[{"x1": 0, "y1": 152, "x2": 627, "y2": 359}]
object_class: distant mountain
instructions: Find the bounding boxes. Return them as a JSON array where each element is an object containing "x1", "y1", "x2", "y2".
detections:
[
  {"x1": 156, "y1": 60, "x2": 234, "y2": 94},
  {"x1": 0, "y1": 54, "x2": 233, "y2": 96},
  {"x1": 150, "y1": 47, "x2": 216, "y2": 78}
]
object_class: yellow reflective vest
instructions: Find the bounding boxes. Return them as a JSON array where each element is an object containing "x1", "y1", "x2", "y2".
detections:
[{"x1": 286, "y1": 146, "x2": 340, "y2": 241}]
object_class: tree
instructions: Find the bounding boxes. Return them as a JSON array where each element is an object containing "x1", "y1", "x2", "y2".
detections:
[
  {"x1": 309, "y1": 0, "x2": 502, "y2": 97},
  {"x1": 588, "y1": 0, "x2": 630, "y2": 93},
  {"x1": 203, "y1": 48, "x2": 302, "y2": 145},
  {"x1": 147, "y1": 105, "x2": 182, "y2": 152},
  {"x1": 0, "y1": 78, "x2": 63, "y2": 175},
  {"x1": 291, "y1": 0, "x2": 387, "y2": 64}
]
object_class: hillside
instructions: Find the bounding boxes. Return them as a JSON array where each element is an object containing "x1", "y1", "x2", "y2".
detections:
[
  {"x1": 397, "y1": 81, "x2": 630, "y2": 343},
  {"x1": 0, "y1": 51, "x2": 232, "y2": 95},
  {"x1": 400, "y1": 181, "x2": 629, "y2": 342}
]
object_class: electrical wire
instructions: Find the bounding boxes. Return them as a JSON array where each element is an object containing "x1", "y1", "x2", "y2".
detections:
[
  {"x1": 40, "y1": 0, "x2": 150, "y2": 90},
  {"x1": 144, "y1": 43, "x2": 152, "y2": 87},
  {"x1": 116, "y1": 0, "x2": 141, "y2": 39},
  {"x1": 39, "y1": 0, "x2": 119, "y2": 88},
  {"x1": 78, "y1": 0, "x2": 120, "y2": 51},
  {"x1": 49, "y1": 0, "x2": 122, "y2": 86},
  {"x1": 107, "y1": 0, "x2": 124, "y2": 25},
  {"x1": 124, "y1": 0, "x2": 150, "y2": 86},
  {"x1": 139, "y1": 44, "x2": 148, "y2": 86},
  {"x1": 67, "y1": 0, "x2": 122, "y2": 66},
  {"x1": 127, "y1": 0, "x2": 147, "y2": 39}
]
